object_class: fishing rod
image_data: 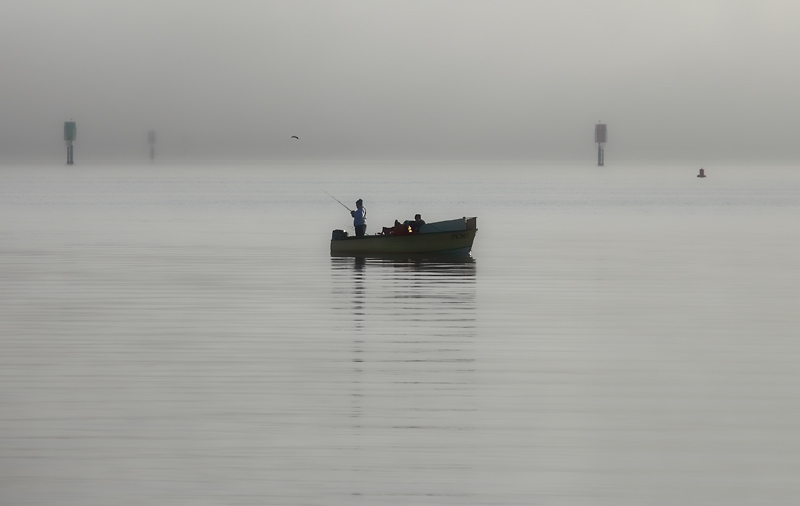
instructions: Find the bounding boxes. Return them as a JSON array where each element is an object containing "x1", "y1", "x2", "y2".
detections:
[{"x1": 322, "y1": 190, "x2": 353, "y2": 212}]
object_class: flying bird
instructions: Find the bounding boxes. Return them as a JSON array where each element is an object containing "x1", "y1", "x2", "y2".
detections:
[{"x1": 291, "y1": 135, "x2": 299, "y2": 139}]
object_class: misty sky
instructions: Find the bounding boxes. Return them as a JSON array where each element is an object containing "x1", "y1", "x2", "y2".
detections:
[{"x1": 1, "y1": 0, "x2": 799, "y2": 163}]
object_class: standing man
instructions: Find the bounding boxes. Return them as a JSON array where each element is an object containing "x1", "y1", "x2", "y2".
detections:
[{"x1": 351, "y1": 199, "x2": 367, "y2": 237}]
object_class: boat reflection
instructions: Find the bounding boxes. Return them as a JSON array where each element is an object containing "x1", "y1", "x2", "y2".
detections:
[
  {"x1": 330, "y1": 256, "x2": 477, "y2": 498},
  {"x1": 330, "y1": 255, "x2": 477, "y2": 334}
]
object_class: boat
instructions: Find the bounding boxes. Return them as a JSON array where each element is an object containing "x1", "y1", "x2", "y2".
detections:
[{"x1": 331, "y1": 217, "x2": 477, "y2": 256}]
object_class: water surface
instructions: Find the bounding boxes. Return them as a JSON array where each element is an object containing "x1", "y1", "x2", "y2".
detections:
[{"x1": 2, "y1": 162, "x2": 800, "y2": 505}]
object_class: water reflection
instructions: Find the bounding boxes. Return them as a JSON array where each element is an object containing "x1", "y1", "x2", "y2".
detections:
[{"x1": 330, "y1": 257, "x2": 478, "y2": 500}]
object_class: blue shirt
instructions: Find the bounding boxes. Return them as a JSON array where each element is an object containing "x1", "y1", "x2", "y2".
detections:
[{"x1": 352, "y1": 207, "x2": 366, "y2": 226}]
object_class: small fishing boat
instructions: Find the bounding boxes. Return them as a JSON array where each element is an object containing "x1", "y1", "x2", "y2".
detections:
[{"x1": 331, "y1": 217, "x2": 477, "y2": 256}]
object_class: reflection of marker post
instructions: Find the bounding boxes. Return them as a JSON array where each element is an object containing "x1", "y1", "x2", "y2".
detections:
[
  {"x1": 595, "y1": 123, "x2": 607, "y2": 166},
  {"x1": 64, "y1": 121, "x2": 76, "y2": 165},
  {"x1": 148, "y1": 130, "x2": 156, "y2": 163}
]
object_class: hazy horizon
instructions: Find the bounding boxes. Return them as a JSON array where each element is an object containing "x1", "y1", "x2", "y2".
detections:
[{"x1": 2, "y1": 1, "x2": 799, "y2": 164}]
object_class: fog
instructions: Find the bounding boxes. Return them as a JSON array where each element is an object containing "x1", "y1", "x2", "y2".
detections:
[{"x1": 1, "y1": 0, "x2": 799, "y2": 163}]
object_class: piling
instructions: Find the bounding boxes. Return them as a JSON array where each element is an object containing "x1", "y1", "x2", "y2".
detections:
[
  {"x1": 148, "y1": 130, "x2": 156, "y2": 163},
  {"x1": 64, "y1": 121, "x2": 76, "y2": 165},
  {"x1": 595, "y1": 123, "x2": 607, "y2": 166}
]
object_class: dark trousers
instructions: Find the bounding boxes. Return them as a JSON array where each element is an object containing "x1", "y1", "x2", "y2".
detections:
[{"x1": 355, "y1": 225, "x2": 366, "y2": 237}]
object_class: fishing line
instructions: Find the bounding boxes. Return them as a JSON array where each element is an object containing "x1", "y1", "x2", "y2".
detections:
[
  {"x1": 322, "y1": 190, "x2": 353, "y2": 212},
  {"x1": 322, "y1": 190, "x2": 356, "y2": 231}
]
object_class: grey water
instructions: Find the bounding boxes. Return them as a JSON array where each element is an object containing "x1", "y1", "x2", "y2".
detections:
[{"x1": 2, "y1": 162, "x2": 800, "y2": 505}]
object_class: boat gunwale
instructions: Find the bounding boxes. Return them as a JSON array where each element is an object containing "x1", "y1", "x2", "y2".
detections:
[{"x1": 331, "y1": 229, "x2": 476, "y2": 242}]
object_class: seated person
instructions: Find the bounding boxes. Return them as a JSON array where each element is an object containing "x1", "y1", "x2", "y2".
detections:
[
  {"x1": 404, "y1": 214, "x2": 425, "y2": 233},
  {"x1": 382, "y1": 215, "x2": 425, "y2": 235}
]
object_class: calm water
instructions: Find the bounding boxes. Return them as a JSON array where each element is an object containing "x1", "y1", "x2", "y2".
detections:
[{"x1": 2, "y1": 162, "x2": 800, "y2": 505}]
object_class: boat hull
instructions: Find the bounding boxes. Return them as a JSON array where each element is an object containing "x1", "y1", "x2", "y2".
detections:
[{"x1": 331, "y1": 229, "x2": 477, "y2": 256}]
